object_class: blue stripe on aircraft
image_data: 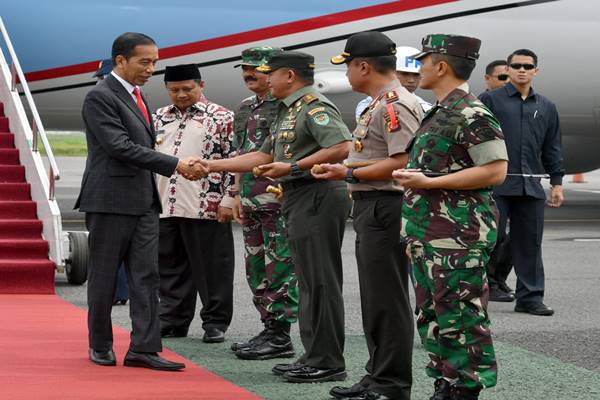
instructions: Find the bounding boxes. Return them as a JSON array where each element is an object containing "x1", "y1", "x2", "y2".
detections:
[{"x1": 2, "y1": 1, "x2": 386, "y2": 72}]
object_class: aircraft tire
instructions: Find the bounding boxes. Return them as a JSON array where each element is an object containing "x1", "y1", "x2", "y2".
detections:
[{"x1": 66, "y1": 231, "x2": 88, "y2": 285}]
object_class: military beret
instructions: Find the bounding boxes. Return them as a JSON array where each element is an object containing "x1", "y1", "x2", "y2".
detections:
[
  {"x1": 330, "y1": 31, "x2": 397, "y2": 65},
  {"x1": 256, "y1": 51, "x2": 315, "y2": 73},
  {"x1": 164, "y1": 64, "x2": 202, "y2": 82},
  {"x1": 234, "y1": 46, "x2": 282, "y2": 68},
  {"x1": 93, "y1": 58, "x2": 113, "y2": 78},
  {"x1": 413, "y1": 34, "x2": 481, "y2": 61}
]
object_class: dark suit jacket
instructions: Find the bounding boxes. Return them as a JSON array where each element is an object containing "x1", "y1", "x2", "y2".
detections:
[{"x1": 75, "y1": 74, "x2": 178, "y2": 215}]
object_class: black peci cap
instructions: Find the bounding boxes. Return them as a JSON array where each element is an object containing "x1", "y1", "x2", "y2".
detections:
[{"x1": 164, "y1": 64, "x2": 202, "y2": 82}]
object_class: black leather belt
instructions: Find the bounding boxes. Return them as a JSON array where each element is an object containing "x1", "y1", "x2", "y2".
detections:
[
  {"x1": 351, "y1": 190, "x2": 403, "y2": 200},
  {"x1": 281, "y1": 177, "x2": 318, "y2": 191}
]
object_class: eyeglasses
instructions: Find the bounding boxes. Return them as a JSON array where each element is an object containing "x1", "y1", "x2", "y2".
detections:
[
  {"x1": 494, "y1": 74, "x2": 509, "y2": 81},
  {"x1": 509, "y1": 63, "x2": 536, "y2": 70}
]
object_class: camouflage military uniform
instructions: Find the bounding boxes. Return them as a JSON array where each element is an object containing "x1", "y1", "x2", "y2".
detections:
[
  {"x1": 402, "y1": 81, "x2": 508, "y2": 392},
  {"x1": 233, "y1": 92, "x2": 298, "y2": 325}
]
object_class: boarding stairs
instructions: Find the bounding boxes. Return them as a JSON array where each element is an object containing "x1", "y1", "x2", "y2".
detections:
[{"x1": 0, "y1": 17, "x2": 87, "y2": 293}]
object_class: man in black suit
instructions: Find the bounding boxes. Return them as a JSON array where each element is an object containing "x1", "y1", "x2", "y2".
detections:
[{"x1": 75, "y1": 32, "x2": 206, "y2": 370}]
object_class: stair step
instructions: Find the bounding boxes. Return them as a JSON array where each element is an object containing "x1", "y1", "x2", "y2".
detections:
[
  {"x1": 0, "y1": 201, "x2": 37, "y2": 219},
  {"x1": 0, "y1": 117, "x2": 8, "y2": 132},
  {"x1": 0, "y1": 183, "x2": 31, "y2": 200},
  {"x1": 0, "y1": 148, "x2": 19, "y2": 165},
  {"x1": 0, "y1": 239, "x2": 49, "y2": 259},
  {"x1": 0, "y1": 219, "x2": 43, "y2": 239},
  {"x1": 0, "y1": 132, "x2": 15, "y2": 148},
  {"x1": 0, "y1": 165, "x2": 25, "y2": 182},
  {"x1": 0, "y1": 102, "x2": 4, "y2": 117},
  {"x1": 0, "y1": 259, "x2": 55, "y2": 294}
]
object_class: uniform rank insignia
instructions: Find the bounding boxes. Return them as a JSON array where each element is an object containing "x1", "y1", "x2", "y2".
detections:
[
  {"x1": 384, "y1": 91, "x2": 400, "y2": 132},
  {"x1": 303, "y1": 94, "x2": 318, "y2": 104},
  {"x1": 312, "y1": 112, "x2": 330, "y2": 126}
]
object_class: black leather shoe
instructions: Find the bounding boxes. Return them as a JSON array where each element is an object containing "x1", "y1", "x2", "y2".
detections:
[
  {"x1": 272, "y1": 362, "x2": 305, "y2": 376},
  {"x1": 123, "y1": 350, "x2": 185, "y2": 371},
  {"x1": 89, "y1": 348, "x2": 116, "y2": 366},
  {"x1": 515, "y1": 302, "x2": 554, "y2": 316},
  {"x1": 231, "y1": 328, "x2": 270, "y2": 351},
  {"x1": 430, "y1": 378, "x2": 451, "y2": 400},
  {"x1": 202, "y1": 327, "x2": 225, "y2": 343},
  {"x1": 347, "y1": 391, "x2": 391, "y2": 400},
  {"x1": 283, "y1": 366, "x2": 347, "y2": 383},
  {"x1": 489, "y1": 285, "x2": 515, "y2": 302},
  {"x1": 449, "y1": 386, "x2": 480, "y2": 400},
  {"x1": 161, "y1": 326, "x2": 189, "y2": 338},
  {"x1": 235, "y1": 330, "x2": 295, "y2": 360},
  {"x1": 497, "y1": 281, "x2": 515, "y2": 295},
  {"x1": 330, "y1": 382, "x2": 369, "y2": 399}
]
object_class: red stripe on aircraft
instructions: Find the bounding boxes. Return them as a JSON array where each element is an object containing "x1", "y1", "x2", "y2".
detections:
[{"x1": 25, "y1": 0, "x2": 456, "y2": 82}]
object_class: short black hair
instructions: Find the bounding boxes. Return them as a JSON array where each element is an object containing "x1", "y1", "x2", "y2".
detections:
[
  {"x1": 508, "y1": 49, "x2": 538, "y2": 66},
  {"x1": 112, "y1": 32, "x2": 156, "y2": 65},
  {"x1": 485, "y1": 60, "x2": 508, "y2": 75},
  {"x1": 292, "y1": 68, "x2": 314, "y2": 85},
  {"x1": 431, "y1": 53, "x2": 476, "y2": 81},
  {"x1": 353, "y1": 56, "x2": 397, "y2": 74}
]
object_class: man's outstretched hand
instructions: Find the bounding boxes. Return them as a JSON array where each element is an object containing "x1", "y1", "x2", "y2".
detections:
[{"x1": 177, "y1": 158, "x2": 209, "y2": 180}]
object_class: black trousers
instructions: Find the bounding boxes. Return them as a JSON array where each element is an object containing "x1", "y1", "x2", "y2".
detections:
[
  {"x1": 494, "y1": 195, "x2": 546, "y2": 303},
  {"x1": 353, "y1": 193, "x2": 413, "y2": 399},
  {"x1": 86, "y1": 209, "x2": 162, "y2": 353},
  {"x1": 158, "y1": 217, "x2": 234, "y2": 331},
  {"x1": 281, "y1": 180, "x2": 351, "y2": 370}
]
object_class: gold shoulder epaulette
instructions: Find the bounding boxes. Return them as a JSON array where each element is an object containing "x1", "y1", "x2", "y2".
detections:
[
  {"x1": 303, "y1": 94, "x2": 318, "y2": 104},
  {"x1": 384, "y1": 91, "x2": 399, "y2": 104}
]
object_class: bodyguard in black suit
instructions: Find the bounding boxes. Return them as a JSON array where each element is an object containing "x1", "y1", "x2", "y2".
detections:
[{"x1": 75, "y1": 32, "x2": 205, "y2": 370}]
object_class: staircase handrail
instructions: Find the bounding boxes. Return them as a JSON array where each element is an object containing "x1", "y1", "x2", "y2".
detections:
[{"x1": 0, "y1": 16, "x2": 60, "y2": 200}]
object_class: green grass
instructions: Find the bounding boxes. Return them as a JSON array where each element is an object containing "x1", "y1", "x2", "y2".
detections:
[{"x1": 39, "y1": 134, "x2": 87, "y2": 157}]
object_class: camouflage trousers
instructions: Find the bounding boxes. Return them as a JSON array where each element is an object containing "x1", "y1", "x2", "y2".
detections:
[
  {"x1": 411, "y1": 243, "x2": 497, "y2": 390},
  {"x1": 241, "y1": 207, "x2": 299, "y2": 324}
]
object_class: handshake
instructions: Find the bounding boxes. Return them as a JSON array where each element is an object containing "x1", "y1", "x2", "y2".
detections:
[{"x1": 176, "y1": 157, "x2": 210, "y2": 181}]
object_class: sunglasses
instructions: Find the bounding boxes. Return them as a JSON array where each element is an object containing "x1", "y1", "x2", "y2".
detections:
[
  {"x1": 509, "y1": 63, "x2": 536, "y2": 70},
  {"x1": 494, "y1": 74, "x2": 509, "y2": 81}
]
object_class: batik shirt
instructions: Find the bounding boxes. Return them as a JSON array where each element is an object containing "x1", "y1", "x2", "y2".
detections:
[
  {"x1": 153, "y1": 97, "x2": 235, "y2": 220},
  {"x1": 401, "y1": 83, "x2": 509, "y2": 250}
]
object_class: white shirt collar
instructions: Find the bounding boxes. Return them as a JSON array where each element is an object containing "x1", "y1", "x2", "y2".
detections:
[{"x1": 111, "y1": 71, "x2": 137, "y2": 99}]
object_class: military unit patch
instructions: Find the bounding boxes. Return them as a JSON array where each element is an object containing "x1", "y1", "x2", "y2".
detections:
[
  {"x1": 312, "y1": 112, "x2": 330, "y2": 126},
  {"x1": 308, "y1": 107, "x2": 325, "y2": 116}
]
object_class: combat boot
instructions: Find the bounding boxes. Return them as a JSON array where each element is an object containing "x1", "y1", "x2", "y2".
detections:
[
  {"x1": 235, "y1": 321, "x2": 295, "y2": 360},
  {"x1": 430, "y1": 378, "x2": 451, "y2": 400},
  {"x1": 230, "y1": 324, "x2": 271, "y2": 352},
  {"x1": 449, "y1": 386, "x2": 480, "y2": 400}
]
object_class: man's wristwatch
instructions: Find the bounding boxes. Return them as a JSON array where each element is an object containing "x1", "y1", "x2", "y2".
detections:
[
  {"x1": 290, "y1": 162, "x2": 303, "y2": 177},
  {"x1": 344, "y1": 168, "x2": 360, "y2": 184}
]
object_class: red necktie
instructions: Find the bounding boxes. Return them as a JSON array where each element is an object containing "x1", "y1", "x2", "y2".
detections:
[{"x1": 132, "y1": 87, "x2": 150, "y2": 124}]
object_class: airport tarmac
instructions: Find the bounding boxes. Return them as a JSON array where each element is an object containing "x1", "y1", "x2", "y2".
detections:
[{"x1": 53, "y1": 157, "x2": 600, "y2": 398}]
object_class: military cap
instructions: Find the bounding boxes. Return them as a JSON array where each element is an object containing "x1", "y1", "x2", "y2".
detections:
[
  {"x1": 412, "y1": 34, "x2": 481, "y2": 60},
  {"x1": 234, "y1": 46, "x2": 282, "y2": 68},
  {"x1": 164, "y1": 64, "x2": 201, "y2": 82},
  {"x1": 93, "y1": 58, "x2": 113, "y2": 78},
  {"x1": 330, "y1": 31, "x2": 396, "y2": 65},
  {"x1": 256, "y1": 51, "x2": 315, "y2": 73}
]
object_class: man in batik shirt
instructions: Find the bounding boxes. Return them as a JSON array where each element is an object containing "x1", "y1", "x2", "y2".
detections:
[{"x1": 153, "y1": 64, "x2": 235, "y2": 344}]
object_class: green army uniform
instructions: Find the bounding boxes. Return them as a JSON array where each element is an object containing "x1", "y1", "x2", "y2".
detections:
[
  {"x1": 329, "y1": 32, "x2": 422, "y2": 400},
  {"x1": 258, "y1": 52, "x2": 352, "y2": 376},
  {"x1": 402, "y1": 35, "x2": 508, "y2": 399},
  {"x1": 232, "y1": 48, "x2": 299, "y2": 337}
]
